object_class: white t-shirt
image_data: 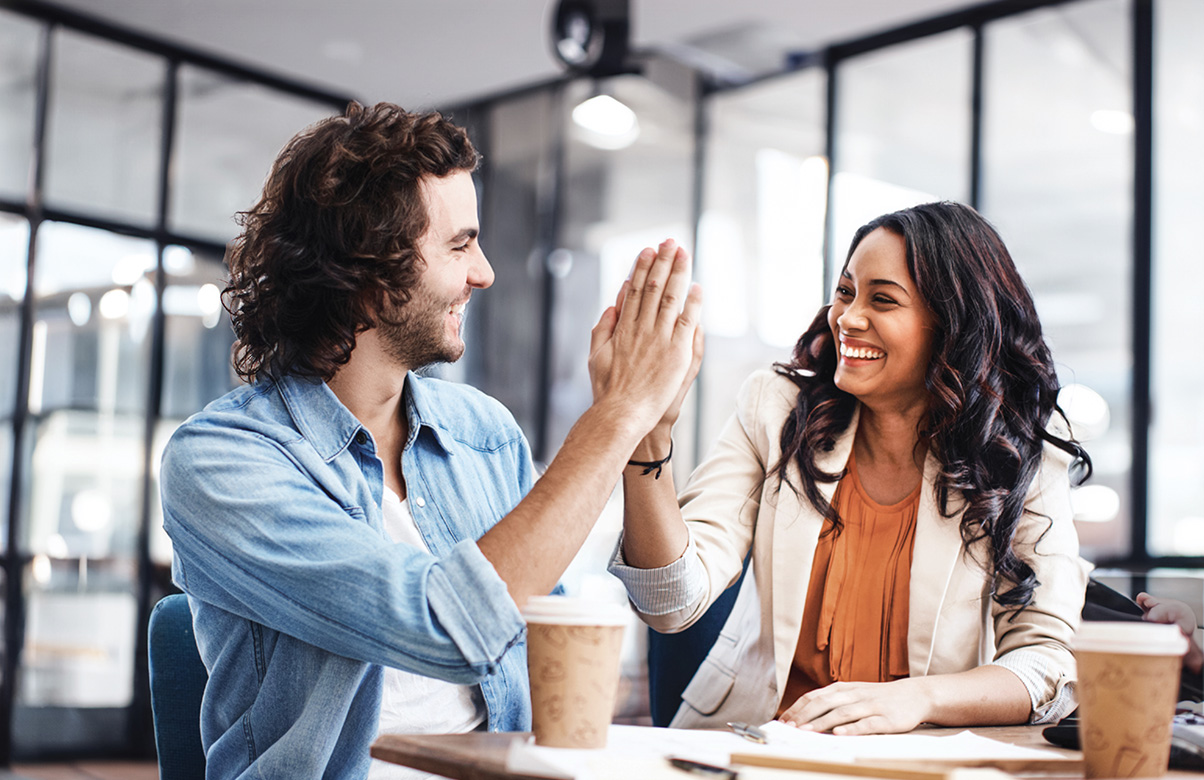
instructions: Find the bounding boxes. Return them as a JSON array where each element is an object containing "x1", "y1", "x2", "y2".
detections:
[{"x1": 368, "y1": 488, "x2": 487, "y2": 780}]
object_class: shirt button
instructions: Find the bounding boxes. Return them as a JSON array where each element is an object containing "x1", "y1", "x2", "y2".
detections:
[
  {"x1": 354, "y1": 431, "x2": 367, "y2": 446},
  {"x1": 414, "y1": 496, "x2": 426, "y2": 508}
]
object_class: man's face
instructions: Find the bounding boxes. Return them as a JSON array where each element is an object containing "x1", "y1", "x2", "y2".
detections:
[{"x1": 379, "y1": 170, "x2": 494, "y2": 370}]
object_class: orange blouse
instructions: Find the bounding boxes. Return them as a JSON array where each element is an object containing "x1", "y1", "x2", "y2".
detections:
[{"x1": 778, "y1": 450, "x2": 921, "y2": 715}]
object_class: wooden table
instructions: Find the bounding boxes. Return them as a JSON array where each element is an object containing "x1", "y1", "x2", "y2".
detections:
[{"x1": 370, "y1": 725, "x2": 1104, "y2": 780}]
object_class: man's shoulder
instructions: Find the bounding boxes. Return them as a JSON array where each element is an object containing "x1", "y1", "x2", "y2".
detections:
[
  {"x1": 170, "y1": 381, "x2": 295, "y2": 448},
  {"x1": 407, "y1": 373, "x2": 525, "y2": 445}
]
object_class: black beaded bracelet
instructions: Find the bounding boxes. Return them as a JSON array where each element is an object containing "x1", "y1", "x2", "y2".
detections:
[{"x1": 627, "y1": 440, "x2": 673, "y2": 479}]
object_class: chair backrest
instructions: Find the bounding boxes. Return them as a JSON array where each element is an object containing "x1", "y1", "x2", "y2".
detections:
[
  {"x1": 646, "y1": 562, "x2": 748, "y2": 727},
  {"x1": 148, "y1": 593, "x2": 208, "y2": 780}
]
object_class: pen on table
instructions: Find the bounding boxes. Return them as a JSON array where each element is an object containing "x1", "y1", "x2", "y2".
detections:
[
  {"x1": 667, "y1": 756, "x2": 739, "y2": 780},
  {"x1": 725, "y1": 721, "x2": 768, "y2": 744}
]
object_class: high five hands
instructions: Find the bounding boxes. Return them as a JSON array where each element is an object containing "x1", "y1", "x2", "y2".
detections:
[{"x1": 589, "y1": 239, "x2": 704, "y2": 435}]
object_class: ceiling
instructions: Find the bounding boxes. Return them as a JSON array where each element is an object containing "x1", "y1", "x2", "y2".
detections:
[{"x1": 44, "y1": 0, "x2": 977, "y2": 108}]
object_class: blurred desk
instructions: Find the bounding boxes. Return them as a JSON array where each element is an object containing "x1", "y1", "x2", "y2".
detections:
[{"x1": 370, "y1": 725, "x2": 1112, "y2": 780}]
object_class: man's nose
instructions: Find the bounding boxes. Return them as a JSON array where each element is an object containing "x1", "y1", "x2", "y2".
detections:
[{"x1": 470, "y1": 248, "x2": 494, "y2": 289}]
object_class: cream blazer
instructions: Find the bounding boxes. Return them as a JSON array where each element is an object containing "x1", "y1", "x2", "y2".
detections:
[{"x1": 617, "y1": 370, "x2": 1087, "y2": 729}]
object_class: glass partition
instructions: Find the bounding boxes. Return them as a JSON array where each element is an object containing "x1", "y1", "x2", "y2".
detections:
[
  {"x1": 461, "y1": 90, "x2": 557, "y2": 446},
  {"x1": 828, "y1": 28, "x2": 973, "y2": 285},
  {"x1": 980, "y1": 0, "x2": 1132, "y2": 560},
  {"x1": 1149, "y1": 0, "x2": 1204, "y2": 555},
  {"x1": 696, "y1": 68, "x2": 827, "y2": 450},
  {"x1": 172, "y1": 66, "x2": 338, "y2": 242},
  {"x1": 0, "y1": 9, "x2": 41, "y2": 202},
  {"x1": 554, "y1": 66, "x2": 697, "y2": 464},
  {"x1": 43, "y1": 29, "x2": 164, "y2": 226}
]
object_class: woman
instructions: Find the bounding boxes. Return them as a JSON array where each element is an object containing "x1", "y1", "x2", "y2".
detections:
[{"x1": 598, "y1": 202, "x2": 1091, "y2": 735}]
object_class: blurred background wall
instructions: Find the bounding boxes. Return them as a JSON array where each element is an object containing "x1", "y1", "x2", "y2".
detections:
[{"x1": 0, "y1": 0, "x2": 1200, "y2": 763}]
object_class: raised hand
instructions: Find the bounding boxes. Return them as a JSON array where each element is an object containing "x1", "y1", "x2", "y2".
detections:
[{"x1": 588, "y1": 239, "x2": 703, "y2": 436}]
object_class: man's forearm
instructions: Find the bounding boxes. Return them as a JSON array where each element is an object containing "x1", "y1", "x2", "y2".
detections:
[{"x1": 476, "y1": 397, "x2": 645, "y2": 607}]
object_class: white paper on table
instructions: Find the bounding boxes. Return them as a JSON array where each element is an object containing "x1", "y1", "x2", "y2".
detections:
[
  {"x1": 505, "y1": 724, "x2": 745, "y2": 779},
  {"x1": 748, "y1": 720, "x2": 1065, "y2": 762},
  {"x1": 504, "y1": 721, "x2": 1065, "y2": 779}
]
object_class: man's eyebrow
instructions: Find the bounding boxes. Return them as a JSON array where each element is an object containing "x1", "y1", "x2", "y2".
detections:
[{"x1": 448, "y1": 228, "x2": 478, "y2": 244}]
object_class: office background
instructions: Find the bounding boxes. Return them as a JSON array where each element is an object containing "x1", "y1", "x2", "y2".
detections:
[{"x1": 0, "y1": 0, "x2": 1201, "y2": 763}]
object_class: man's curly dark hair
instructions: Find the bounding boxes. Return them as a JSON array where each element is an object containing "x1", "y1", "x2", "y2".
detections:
[
  {"x1": 772, "y1": 201, "x2": 1090, "y2": 612},
  {"x1": 223, "y1": 101, "x2": 480, "y2": 383}
]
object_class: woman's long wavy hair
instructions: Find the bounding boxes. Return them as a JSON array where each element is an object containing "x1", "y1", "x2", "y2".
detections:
[
  {"x1": 224, "y1": 101, "x2": 480, "y2": 383},
  {"x1": 772, "y1": 201, "x2": 1090, "y2": 610}
]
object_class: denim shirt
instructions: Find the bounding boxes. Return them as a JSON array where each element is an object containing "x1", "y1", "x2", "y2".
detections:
[{"x1": 160, "y1": 372, "x2": 534, "y2": 779}]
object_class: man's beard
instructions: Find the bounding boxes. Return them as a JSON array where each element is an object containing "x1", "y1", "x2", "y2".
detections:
[{"x1": 378, "y1": 288, "x2": 467, "y2": 370}]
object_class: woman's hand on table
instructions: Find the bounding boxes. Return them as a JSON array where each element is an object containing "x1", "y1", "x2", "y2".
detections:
[{"x1": 777, "y1": 678, "x2": 932, "y2": 736}]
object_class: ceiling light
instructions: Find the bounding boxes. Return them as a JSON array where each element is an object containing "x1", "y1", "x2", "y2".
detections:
[{"x1": 571, "y1": 94, "x2": 639, "y2": 149}]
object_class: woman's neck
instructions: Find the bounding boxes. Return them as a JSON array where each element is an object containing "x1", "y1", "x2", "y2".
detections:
[{"x1": 854, "y1": 403, "x2": 927, "y2": 473}]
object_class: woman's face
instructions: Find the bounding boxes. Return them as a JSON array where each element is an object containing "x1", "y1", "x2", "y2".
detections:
[{"x1": 827, "y1": 227, "x2": 936, "y2": 413}]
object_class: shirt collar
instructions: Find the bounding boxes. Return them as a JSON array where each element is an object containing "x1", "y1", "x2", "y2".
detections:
[{"x1": 275, "y1": 372, "x2": 455, "y2": 461}]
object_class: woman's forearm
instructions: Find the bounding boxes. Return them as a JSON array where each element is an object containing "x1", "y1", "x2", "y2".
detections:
[{"x1": 620, "y1": 427, "x2": 691, "y2": 569}]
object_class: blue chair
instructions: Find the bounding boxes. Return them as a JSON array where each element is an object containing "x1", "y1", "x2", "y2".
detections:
[{"x1": 148, "y1": 593, "x2": 208, "y2": 780}]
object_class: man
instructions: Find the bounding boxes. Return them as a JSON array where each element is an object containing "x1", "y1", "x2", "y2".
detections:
[{"x1": 160, "y1": 102, "x2": 701, "y2": 778}]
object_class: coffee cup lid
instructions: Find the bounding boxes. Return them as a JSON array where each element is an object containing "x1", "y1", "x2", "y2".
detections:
[
  {"x1": 521, "y1": 595, "x2": 629, "y2": 626},
  {"x1": 1074, "y1": 620, "x2": 1189, "y2": 656}
]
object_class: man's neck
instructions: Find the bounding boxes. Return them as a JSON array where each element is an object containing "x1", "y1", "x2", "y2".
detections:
[{"x1": 325, "y1": 330, "x2": 410, "y2": 495}]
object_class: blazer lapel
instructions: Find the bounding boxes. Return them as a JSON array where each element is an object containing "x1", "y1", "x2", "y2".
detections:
[
  {"x1": 907, "y1": 451, "x2": 967, "y2": 677},
  {"x1": 769, "y1": 406, "x2": 858, "y2": 698}
]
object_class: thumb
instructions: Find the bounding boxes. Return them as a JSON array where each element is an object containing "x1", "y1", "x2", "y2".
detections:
[{"x1": 591, "y1": 306, "x2": 618, "y2": 354}]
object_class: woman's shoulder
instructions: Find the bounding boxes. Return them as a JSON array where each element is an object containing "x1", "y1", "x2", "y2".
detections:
[{"x1": 735, "y1": 368, "x2": 803, "y2": 423}]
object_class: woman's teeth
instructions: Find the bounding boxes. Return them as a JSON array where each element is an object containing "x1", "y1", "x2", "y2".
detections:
[{"x1": 840, "y1": 343, "x2": 884, "y2": 360}]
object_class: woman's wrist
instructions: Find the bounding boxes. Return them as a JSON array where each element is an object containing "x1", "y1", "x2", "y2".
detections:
[{"x1": 628, "y1": 426, "x2": 673, "y2": 462}]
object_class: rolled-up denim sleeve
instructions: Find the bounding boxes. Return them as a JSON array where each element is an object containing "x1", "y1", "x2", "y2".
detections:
[{"x1": 162, "y1": 421, "x2": 525, "y2": 684}]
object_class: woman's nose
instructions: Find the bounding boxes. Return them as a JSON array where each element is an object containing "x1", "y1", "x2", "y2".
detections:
[{"x1": 837, "y1": 301, "x2": 868, "y2": 331}]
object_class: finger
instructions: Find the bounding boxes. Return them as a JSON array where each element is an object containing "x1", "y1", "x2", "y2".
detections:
[
  {"x1": 619, "y1": 248, "x2": 656, "y2": 330},
  {"x1": 635, "y1": 239, "x2": 678, "y2": 327},
  {"x1": 673, "y1": 282, "x2": 703, "y2": 345},
  {"x1": 832, "y1": 714, "x2": 894, "y2": 736},
  {"x1": 655, "y1": 244, "x2": 693, "y2": 328},
  {"x1": 614, "y1": 279, "x2": 629, "y2": 312},
  {"x1": 590, "y1": 306, "x2": 618, "y2": 354},
  {"x1": 799, "y1": 701, "x2": 873, "y2": 734}
]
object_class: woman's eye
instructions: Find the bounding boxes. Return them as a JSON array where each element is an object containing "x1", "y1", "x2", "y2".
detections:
[
  {"x1": 873, "y1": 295, "x2": 897, "y2": 305},
  {"x1": 835, "y1": 285, "x2": 853, "y2": 298}
]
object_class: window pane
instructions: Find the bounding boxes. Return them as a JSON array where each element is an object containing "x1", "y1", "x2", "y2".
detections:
[
  {"x1": 981, "y1": 0, "x2": 1131, "y2": 560},
  {"x1": 172, "y1": 66, "x2": 338, "y2": 242},
  {"x1": 697, "y1": 69, "x2": 827, "y2": 449},
  {"x1": 161, "y1": 245, "x2": 237, "y2": 418},
  {"x1": 17, "y1": 562, "x2": 136, "y2": 753},
  {"x1": 43, "y1": 29, "x2": 164, "y2": 225},
  {"x1": 0, "y1": 213, "x2": 29, "y2": 550},
  {"x1": 0, "y1": 9, "x2": 41, "y2": 201},
  {"x1": 151, "y1": 245, "x2": 238, "y2": 567},
  {"x1": 23, "y1": 222, "x2": 154, "y2": 560},
  {"x1": 1150, "y1": 0, "x2": 1204, "y2": 555},
  {"x1": 829, "y1": 29, "x2": 973, "y2": 281}
]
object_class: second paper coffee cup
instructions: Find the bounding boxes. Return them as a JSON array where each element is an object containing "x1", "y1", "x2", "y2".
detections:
[{"x1": 1075, "y1": 621, "x2": 1188, "y2": 778}]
